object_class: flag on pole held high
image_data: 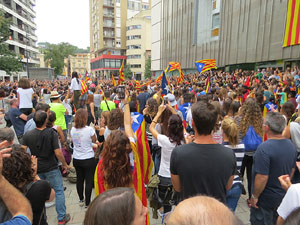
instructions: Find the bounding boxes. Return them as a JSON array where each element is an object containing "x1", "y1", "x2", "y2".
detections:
[
  {"x1": 161, "y1": 71, "x2": 172, "y2": 96},
  {"x1": 205, "y1": 76, "x2": 211, "y2": 93},
  {"x1": 85, "y1": 71, "x2": 91, "y2": 82},
  {"x1": 80, "y1": 80, "x2": 88, "y2": 95},
  {"x1": 118, "y1": 59, "x2": 125, "y2": 85},
  {"x1": 283, "y1": 0, "x2": 300, "y2": 47},
  {"x1": 195, "y1": 59, "x2": 217, "y2": 74},
  {"x1": 112, "y1": 75, "x2": 117, "y2": 87}
]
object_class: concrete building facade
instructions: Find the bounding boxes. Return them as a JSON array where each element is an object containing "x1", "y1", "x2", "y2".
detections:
[
  {"x1": 0, "y1": 0, "x2": 39, "y2": 69},
  {"x1": 152, "y1": 0, "x2": 300, "y2": 75},
  {"x1": 64, "y1": 53, "x2": 91, "y2": 77},
  {"x1": 126, "y1": 9, "x2": 151, "y2": 80},
  {"x1": 89, "y1": 0, "x2": 151, "y2": 78}
]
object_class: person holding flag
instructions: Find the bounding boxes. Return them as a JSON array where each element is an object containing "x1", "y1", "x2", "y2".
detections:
[
  {"x1": 70, "y1": 72, "x2": 81, "y2": 110},
  {"x1": 118, "y1": 60, "x2": 125, "y2": 85}
]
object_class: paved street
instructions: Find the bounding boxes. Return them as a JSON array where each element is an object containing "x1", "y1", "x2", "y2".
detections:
[{"x1": 47, "y1": 178, "x2": 251, "y2": 225}]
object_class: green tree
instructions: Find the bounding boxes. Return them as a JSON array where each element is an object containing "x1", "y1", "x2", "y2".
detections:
[
  {"x1": 0, "y1": 12, "x2": 22, "y2": 74},
  {"x1": 44, "y1": 42, "x2": 76, "y2": 76},
  {"x1": 124, "y1": 64, "x2": 132, "y2": 79},
  {"x1": 144, "y1": 57, "x2": 151, "y2": 79}
]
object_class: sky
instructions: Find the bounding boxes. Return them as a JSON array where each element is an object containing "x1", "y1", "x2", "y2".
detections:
[{"x1": 35, "y1": 0, "x2": 90, "y2": 49}]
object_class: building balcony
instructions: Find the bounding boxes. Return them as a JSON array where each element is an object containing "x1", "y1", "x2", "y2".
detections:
[
  {"x1": 103, "y1": 13, "x2": 114, "y2": 18},
  {"x1": 103, "y1": 33, "x2": 115, "y2": 38},
  {"x1": 103, "y1": 23, "x2": 115, "y2": 28},
  {"x1": 103, "y1": 1, "x2": 114, "y2": 8}
]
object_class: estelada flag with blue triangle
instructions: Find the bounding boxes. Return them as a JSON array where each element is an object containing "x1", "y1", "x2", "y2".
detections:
[
  {"x1": 195, "y1": 59, "x2": 217, "y2": 74},
  {"x1": 205, "y1": 76, "x2": 211, "y2": 93},
  {"x1": 161, "y1": 71, "x2": 172, "y2": 96},
  {"x1": 131, "y1": 112, "x2": 153, "y2": 185}
]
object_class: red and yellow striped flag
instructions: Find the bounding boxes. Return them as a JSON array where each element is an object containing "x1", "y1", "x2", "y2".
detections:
[
  {"x1": 283, "y1": 0, "x2": 300, "y2": 47},
  {"x1": 94, "y1": 142, "x2": 150, "y2": 224},
  {"x1": 118, "y1": 59, "x2": 125, "y2": 85},
  {"x1": 80, "y1": 80, "x2": 88, "y2": 95},
  {"x1": 112, "y1": 75, "x2": 117, "y2": 87}
]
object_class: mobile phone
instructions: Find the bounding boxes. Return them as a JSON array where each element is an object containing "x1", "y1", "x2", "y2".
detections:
[
  {"x1": 163, "y1": 96, "x2": 168, "y2": 105},
  {"x1": 117, "y1": 85, "x2": 125, "y2": 99}
]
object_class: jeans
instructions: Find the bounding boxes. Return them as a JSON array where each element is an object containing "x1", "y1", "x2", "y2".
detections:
[
  {"x1": 38, "y1": 168, "x2": 66, "y2": 221},
  {"x1": 250, "y1": 206, "x2": 278, "y2": 225},
  {"x1": 226, "y1": 184, "x2": 242, "y2": 212},
  {"x1": 73, "y1": 157, "x2": 96, "y2": 206},
  {"x1": 154, "y1": 154, "x2": 161, "y2": 175}
]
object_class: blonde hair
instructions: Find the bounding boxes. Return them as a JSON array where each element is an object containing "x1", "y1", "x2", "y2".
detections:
[{"x1": 222, "y1": 117, "x2": 238, "y2": 146}]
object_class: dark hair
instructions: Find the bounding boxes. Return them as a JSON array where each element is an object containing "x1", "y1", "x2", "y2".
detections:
[
  {"x1": 84, "y1": 188, "x2": 135, "y2": 225},
  {"x1": 34, "y1": 110, "x2": 48, "y2": 128},
  {"x1": 160, "y1": 107, "x2": 173, "y2": 135},
  {"x1": 35, "y1": 103, "x2": 50, "y2": 112},
  {"x1": 282, "y1": 101, "x2": 296, "y2": 122},
  {"x1": 2, "y1": 150, "x2": 34, "y2": 193},
  {"x1": 228, "y1": 101, "x2": 240, "y2": 117},
  {"x1": 167, "y1": 114, "x2": 184, "y2": 145},
  {"x1": 72, "y1": 72, "x2": 79, "y2": 84},
  {"x1": 18, "y1": 78, "x2": 30, "y2": 89},
  {"x1": 0, "y1": 128, "x2": 15, "y2": 143},
  {"x1": 105, "y1": 91, "x2": 111, "y2": 99},
  {"x1": 146, "y1": 98, "x2": 158, "y2": 118},
  {"x1": 87, "y1": 94, "x2": 94, "y2": 104},
  {"x1": 74, "y1": 109, "x2": 88, "y2": 128},
  {"x1": 183, "y1": 93, "x2": 192, "y2": 103},
  {"x1": 46, "y1": 111, "x2": 56, "y2": 128},
  {"x1": 191, "y1": 102, "x2": 218, "y2": 135},
  {"x1": 283, "y1": 207, "x2": 300, "y2": 225},
  {"x1": 129, "y1": 101, "x2": 137, "y2": 112},
  {"x1": 101, "y1": 130, "x2": 132, "y2": 189},
  {"x1": 223, "y1": 98, "x2": 232, "y2": 116},
  {"x1": 197, "y1": 95, "x2": 209, "y2": 103},
  {"x1": 0, "y1": 89, "x2": 5, "y2": 97},
  {"x1": 107, "y1": 109, "x2": 124, "y2": 130}
]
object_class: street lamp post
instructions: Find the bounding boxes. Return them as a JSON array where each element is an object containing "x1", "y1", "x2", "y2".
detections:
[{"x1": 24, "y1": 33, "x2": 30, "y2": 79}]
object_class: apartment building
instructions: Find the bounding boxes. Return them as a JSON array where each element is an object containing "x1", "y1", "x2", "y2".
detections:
[
  {"x1": 126, "y1": 9, "x2": 151, "y2": 80},
  {"x1": 64, "y1": 53, "x2": 91, "y2": 77},
  {"x1": 0, "y1": 0, "x2": 39, "y2": 69},
  {"x1": 89, "y1": 0, "x2": 151, "y2": 79}
]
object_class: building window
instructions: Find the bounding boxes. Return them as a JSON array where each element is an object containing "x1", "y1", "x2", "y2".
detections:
[
  {"x1": 127, "y1": 45, "x2": 141, "y2": 49},
  {"x1": 142, "y1": 4, "x2": 149, "y2": 10},
  {"x1": 212, "y1": 13, "x2": 220, "y2": 28},
  {"x1": 127, "y1": 25, "x2": 142, "y2": 30},
  {"x1": 127, "y1": 35, "x2": 141, "y2": 40},
  {"x1": 116, "y1": 28, "x2": 121, "y2": 37},
  {"x1": 127, "y1": 55, "x2": 141, "y2": 59},
  {"x1": 116, "y1": 18, "x2": 121, "y2": 27},
  {"x1": 130, "y1": 64, "x2": 141, "y2": 68},
  {"x1": 116, "y1": 8, "x2": 121, "y2": 17}
]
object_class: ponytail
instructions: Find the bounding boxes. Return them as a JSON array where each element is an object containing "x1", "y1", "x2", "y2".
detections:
[{"x1": 221, "y1": 117, "x2": 238, "y2": 146}]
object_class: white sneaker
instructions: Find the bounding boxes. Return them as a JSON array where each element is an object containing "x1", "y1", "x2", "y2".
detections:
[{"x1": 45, "y1": 201, "x2": 55, "y2": 208}]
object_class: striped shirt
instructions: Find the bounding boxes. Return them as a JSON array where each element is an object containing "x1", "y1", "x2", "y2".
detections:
[{"x1": 223, "y1": 142, "x2": 245, "y2": 185}]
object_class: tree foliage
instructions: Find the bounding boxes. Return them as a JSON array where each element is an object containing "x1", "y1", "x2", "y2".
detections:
[
  {"x1": 144, "y1": 57, "x2": 151, "y2": 79},
  {"x1": 0, "y1": 12, "x2": 22, "y2": 74},
  {"x1": 44, "y1": 42, "x2": 76, "y2": 75},
  {"x1": 124, "y1": 64, "x2": 132, "y2": 79}
]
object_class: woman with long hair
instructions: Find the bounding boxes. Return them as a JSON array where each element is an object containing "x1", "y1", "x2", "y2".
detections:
[
  {"x1": 84, "y1": 188, "x2": 147, "y2": 225},
  {"x1": 104, "y1": 108, "x2": 124, "y2": 140},
  {"x1": 222, "y1": 117, "x2": 245, "y2": 212},
  {"x1": 281, "y1": 101, "x2": 297, "y2": 125},
  {"x1": 149, "y1": 104, "x2": 185, "y2": 213},
  {"x1": 86, "y1": 94, "x2": 96, "y2": 125},
  {"x1": 239, "y1": 98, "x2": 263, "y2": 206},
  {"x1": 70, "y1": 109, "x2": 97, "y2": 208},
  {"x1": 94, "y1": 91, "x2": 149, "y2": 224},
  {"x1": 70, "y1": 72, "x2": 81, "y2": 110},
  {"x1": 17, "y1": 78, "x2": 34, "y2": 115}
]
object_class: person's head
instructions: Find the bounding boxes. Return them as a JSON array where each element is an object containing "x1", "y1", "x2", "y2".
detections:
[
  {"x1": 18, "y1": 78, "x2": 30, "y2": 89},
  {"x1": 50, "y1": 91, "x2": 60, "y2": 102},
  {"x1": 87, "y1": 94, "x2": 94, "y2": 104},
  {"x1": 34, "y1": 110, "x2": 48, "y2": 128},
  {"x1": 264, "y1": 112, "x2": 286, "y2": 135},
  {"x1": 101, "y1": 130, "x2": 132, "y2": 189},
  {"x1": 191, "y1": 102, "x2": 218, "y2": 135},
  {"x1": 223, "y1": 98, "x2": 232, "y2": 116},
  {"x1": 46, "y1": 111, "x2": 56, "y2": 128},
  {"x1": 2, "y1": 150, "x2": 34, "y2": 193},
  {"x1": 100, "y1": 111, "x2": 110, "y2": 127},
  {"x1": 221, "y1": 117, "x2": 238, "y2": 146},
  {"x1": 167, "y1": 196, "x2": 243, "y2": 225},
  {"x1": 0, "y1": 128, "x2": 15, "y2": 145},
  {"x1": 146, "y1": 98, "x2": 158, "y2": 118},
  {"x1": 10, "y1": 98, "x2": 18, "y2": 107},
  {"x1": 107, "y1": 108, "x2": 124, "y2": 130},
  {"x1": 281, "y1": 101, "x2": 296, "y2": 122},
  {"x1": 167, "y1": 114, "x2": 184, "y2": 145},
  {"x1": 84, "y1": 187, "x2": 147, "y2": 225},
  {"x1": 74, "y1": 109, "x2": 88, "y2": 128},
  {"x1": 228, "y1": 101, "x2": 240, "y2": 117},
  {"x1": 35, "y1": 103, "x2": 50, "y2": 113},
  {"x1": 183, "y1": 93, "x2": 192, "y2": 104},
  {"x1": 211, "y1": 101, "x2": 223, "y2": 132},
  {"x1": 239, "y1": 98, "x2": 263, "y2": 137},
  {"x1": 105, "y1": 91, "x2": 111, "y2": 99},
  {"x1": 72, "y1": 71, "x2": 78, "y2": 79},
  {"x1": 283, "y1": 207, "x2": 300, "y2": 225}
]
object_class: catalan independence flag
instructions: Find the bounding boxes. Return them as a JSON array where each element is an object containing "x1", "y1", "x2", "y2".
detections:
[
  {"x1": 112, "y1": 75, "x2": 117, "y2": 87},
  {"x1": 118, "y1": 59, "x2": 125, "y2": 85},
  {"x1": 283, "y1": 0, "x2": 300, "y2": 47},
  {"x1": 94, "y1": 141, "x2": 150, "y2": 225},
  {"x1": 195, "y1": 59, "x2": 217, "y2": 74},
  {"x1": 85, "y1": 71, "x2": 91, "y2": 82},
  {"x1": 205, "y1": 77, "x2": 211, "y2": 93},
  {"x1": 167, "y1": 62, "x2": 181, "y2": 72},
  {"x1": 161, "y1": 71, "x2": 172, "y2": 96},
  {"x1": 80, "y1": 80, "x2": 88, "y2": 95},
  {"x1": 131, "y1": 112, "x2": 153, "y2": 184}
]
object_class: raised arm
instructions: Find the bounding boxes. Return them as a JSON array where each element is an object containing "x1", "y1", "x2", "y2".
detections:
[
  {"x1": 123, "y1": 91, "x2": 134, "y2": 139},
  {"x1": 149, "y1": 104, "x2": 165, "y2": 140}
]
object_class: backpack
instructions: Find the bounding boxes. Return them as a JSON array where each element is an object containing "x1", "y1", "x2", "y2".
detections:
[{"x1": 243, "y1": 126, "x2": 262, "y2": 151}]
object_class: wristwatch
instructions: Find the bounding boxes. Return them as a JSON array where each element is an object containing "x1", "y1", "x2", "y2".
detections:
[{"x1": 251, "y1": 194, "x2": 258, "y2": 200}]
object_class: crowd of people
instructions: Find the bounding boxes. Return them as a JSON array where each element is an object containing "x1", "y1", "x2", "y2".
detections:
[{"x1": 0, "y1": 66, "x2": 299, "y2": 225}]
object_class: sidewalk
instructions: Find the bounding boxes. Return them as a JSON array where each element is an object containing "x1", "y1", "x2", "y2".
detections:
[{"x1": 47, "y1": 179, "x2": 250, "y2": 225}]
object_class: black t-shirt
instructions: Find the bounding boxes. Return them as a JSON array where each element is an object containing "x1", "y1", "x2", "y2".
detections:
[
  {"x1": 137, "y1": 92, "x2": 149, "y2": 112},
  {"x1": 170, "y1": 143, "x2": 236, "y2": 203},
  {"x1": 22, "y1": 128, "x2": 60, "y2": 173},
  {"x1": 26, "y1": 180, "x2": 51, "y2": 225}
]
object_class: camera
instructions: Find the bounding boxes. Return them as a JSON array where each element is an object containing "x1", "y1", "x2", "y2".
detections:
[{"x1": 117, "y1": 85, "x2": 125, "y2": 99}]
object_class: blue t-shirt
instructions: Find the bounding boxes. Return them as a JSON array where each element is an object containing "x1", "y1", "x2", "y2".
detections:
[
  {"x1": 137, "y1": 92, "x2": 149, "y2": 112},
  {"x1": 252, "y1": 139, "x2": 297, "y2": 209},
  {"x1": 8, "y1": 108, "x2": 26, "y2": 136},
  {"x1": 1, "y1": 215, "x2": 31, "y2": 225}
]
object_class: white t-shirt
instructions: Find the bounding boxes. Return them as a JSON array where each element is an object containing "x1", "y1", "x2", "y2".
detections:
[
  {"x1": 70, "y1": 78, "x2": 81, "y2": 91},
  {"x1": 71, "y1": 126, "x2": 95, "y2": 160},
  {"x1": 157, "y1": 134, "x2": 183, "y2": 178},
  {"x1": 290, "y1": 122, "x2": 300, "y2": 152},
  {"x1": 94, "y1": 94, "x2": 102, "y2": 108},
  {"x1": 277, "y1": 183, "x2": 300, "y2": 220},
  {"x1": 17, "y1": 88, "x2": 34, "y2": 109},
  {"x1": 63, "y1": 99, "x2": 72, "y2": 116}
]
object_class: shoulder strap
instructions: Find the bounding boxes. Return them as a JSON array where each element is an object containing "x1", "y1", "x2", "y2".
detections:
[{"x1": 104, "y1": 100, "x2": 110, "y2": 111}]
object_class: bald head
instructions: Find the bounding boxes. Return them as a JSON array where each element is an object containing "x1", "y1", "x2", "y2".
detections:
[{"x1": 167, "y1": 196, "x2": 243, "y2": 225}]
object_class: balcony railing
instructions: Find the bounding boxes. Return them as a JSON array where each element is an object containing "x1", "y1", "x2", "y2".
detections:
[
  {"x1": 103, "y1": 1, "x2": 114, "y2": 7},
  {"x1": 103, "y1": 33, "x2": 115, "y2": 38},
  {"x1": 103, "y1": 13, "x2": 114, "y2": 18},
  {"x1": 103, "y1": 23, "x2": 115, "y2": 28}
]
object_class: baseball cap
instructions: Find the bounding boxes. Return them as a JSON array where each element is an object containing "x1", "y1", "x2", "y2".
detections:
[{"x1": 167, "y1": 93, "x2": 177, "y2": 107}]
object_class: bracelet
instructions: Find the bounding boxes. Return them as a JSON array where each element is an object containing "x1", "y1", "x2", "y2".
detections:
[{"x1": 152, "y1": 120, "x2": 157, "y2": 124}]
